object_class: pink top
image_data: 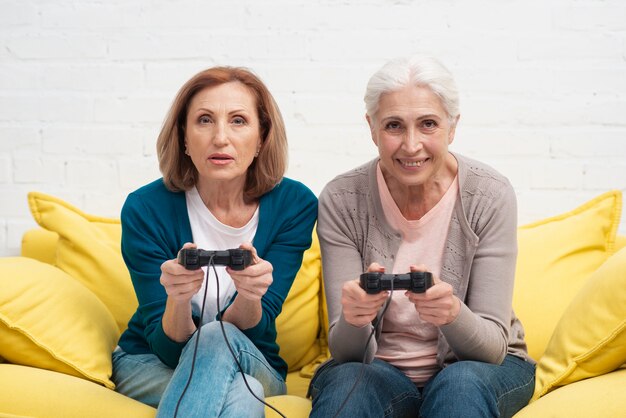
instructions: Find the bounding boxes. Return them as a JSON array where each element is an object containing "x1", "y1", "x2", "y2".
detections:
[{"x1": 375, "y1": 163, "x2": 459, "y2": 384}]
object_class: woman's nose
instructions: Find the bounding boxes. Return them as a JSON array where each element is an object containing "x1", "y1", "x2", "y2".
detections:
[
  {"x1": 212, "y1": 121, "x2": 229, "y2": 145},
  {"x1": 403, "y1": 129, "x2": 422, "y2": 152}
]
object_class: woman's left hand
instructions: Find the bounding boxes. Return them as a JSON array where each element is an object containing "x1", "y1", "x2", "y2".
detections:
[
  {"x1": 226, "y1": 242, "x2": 273, "y2": 302},
  {"x1": 405, "y1": 264, "x2": 460, "y2": 326}
]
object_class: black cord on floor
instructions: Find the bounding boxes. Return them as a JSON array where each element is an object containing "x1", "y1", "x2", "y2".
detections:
[
  {"x1": 331, "y1": 284, "x2": 395, "y2": 418},
  {"x1": 174, "y1": 257, "x2": 286, "y2": 418}
]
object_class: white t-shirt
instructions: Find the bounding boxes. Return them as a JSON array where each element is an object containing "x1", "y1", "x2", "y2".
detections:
[{"x1": 185, "y1": 186, "x2": 259, "y2": 323}]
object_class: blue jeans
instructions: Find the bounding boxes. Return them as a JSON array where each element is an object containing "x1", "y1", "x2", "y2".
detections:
[
  {"x1": 309, "y1": 355, "x2": 535, "y2": 418},
  {"x1": 112, "y1": 321, "x2": 286, "y2": 418}
]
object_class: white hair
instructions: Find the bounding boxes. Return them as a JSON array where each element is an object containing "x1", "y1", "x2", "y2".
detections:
[{"x1": 364, "y1": 54, "x2": 460, "y2": 123}]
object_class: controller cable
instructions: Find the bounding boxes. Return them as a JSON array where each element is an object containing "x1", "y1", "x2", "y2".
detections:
[
  {"x1": 331, "y1": 283, "x2": 395, "y2": 418},
  {"x1": 174, "y1": 256, "x2": 286, "y2": 418}
]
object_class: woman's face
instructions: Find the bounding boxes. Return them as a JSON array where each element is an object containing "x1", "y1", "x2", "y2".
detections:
[
  {"x1": 368, "y1": 85, "x2": 458, "y2": 188},
  {"x1": 184, "y1": 81, "x2": 262, "y2": 187}
]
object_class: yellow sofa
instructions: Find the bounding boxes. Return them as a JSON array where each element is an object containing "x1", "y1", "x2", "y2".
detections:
[{"x1": 1, "y1": 190, "x2": 626, "y2": 418}]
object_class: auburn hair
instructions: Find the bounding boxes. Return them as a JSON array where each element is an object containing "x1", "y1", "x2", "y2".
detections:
[{"x1": 157, "y1": 66, "x2": 288, "y2": 202}]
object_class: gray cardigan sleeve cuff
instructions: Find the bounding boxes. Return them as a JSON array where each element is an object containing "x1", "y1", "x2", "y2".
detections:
[{"x1": 328, "y1": 314, "x2": 378, "y2": 364}]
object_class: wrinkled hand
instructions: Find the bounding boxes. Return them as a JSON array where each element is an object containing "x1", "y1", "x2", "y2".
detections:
[
  {"x1": 160, "y1": 242, "x2": 205, "y2": 303},
  {"x1": 341, "y1": 263, "x2": 389, "y2": 328},
  {"x1": 405, "y1": 264, "x2": 460, "y2": 326},
  {"x1": 227, "y1": 242, "x2": 273, "y2": 302}
]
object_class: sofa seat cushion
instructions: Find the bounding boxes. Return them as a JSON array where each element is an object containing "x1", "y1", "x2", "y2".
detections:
[
  {"x1": 265, "y1": 394, "x2": 312, "y2": 418},
  {"x1": 0, "y1": 364, "x2": 156, "y2": 418},
  {"x1": 513, "y1": 367, "x2": 626, "y2": 418},
  {"x1": 0, "y1": 257, "x2": 119, "y2": 388},
  {"x1": 513, "y1": 190, "x2": 622, "y2": 360}
]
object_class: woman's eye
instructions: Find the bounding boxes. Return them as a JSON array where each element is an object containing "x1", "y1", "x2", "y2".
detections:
[
  {"x1": 198, "y1": 115, "x2": 211, "y2": 124},
  {"x1": 385, "y1": 121, "x2": 402, "y2": 131},
  {"x1": 422, "y1": 119, "x2": 437, "y2": 129},
  {"x1": 232, "y1": 116, "x2": 246, "y2": 125}
]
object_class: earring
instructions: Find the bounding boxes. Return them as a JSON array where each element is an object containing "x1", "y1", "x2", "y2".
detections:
[{"x1": 254, "y1": 148, "x2": 260, "y2": 157}]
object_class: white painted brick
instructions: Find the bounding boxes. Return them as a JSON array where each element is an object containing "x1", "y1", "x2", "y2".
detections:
[
  {"x1": 106, "y1": 32, "x2": 217, "y2": 61},
  {"x1": 529, "y1": 159, "x2": 585, "y2": 190},
  {"x1": 7, "y1": 218, "x2": 37, "y2": 255},
  {"x1": 1, "y1": 0, "x2": 626, "y2": 255},
  {"x1": 518, "y1": 35, "x2": 623, "y2": 62},
  {"x1": 81, "y1": 192, "x2": 125, "y2": 218},
  {"x1": 0, "y1": 95, "x2": 93, "y2": 123},
  {"x1": 555, "y1": 4, "x2": 626, "y2": 31},
  {"x1": 143, "y1": 63, "x2": 217, "y2": 95},
  {"x1": 257, "y1": 64, "x2": 367, "y2": 96},
  {"x1": 291, "y1": 95, "x2": 364, "y2": 125},
  {"x1": 287, "y1": 147, "x2": 378, "y2": 196},
  {"x1": 1, "y1": 187, "x2": 32, "y2": 217},
  {"x1": 456, "y1": 67, "x2": 556, "y2": 97},
  {"x1": 42, "y1": 126, "x2": 144, "y2": 156},
  {"x1": 118, "y1": 157, "x2": 161, "y2": 190},
  {"x1": 583, "y1": 162, "x2": 626, "y2": 191},
  {"x1": 0, "y1": 0, "x2": 39, "y2": 27},
  {"x1": 40, "y1": 64, "x2": 145, "y2": 93},
  {"x1": 93, "y1": 96, "x2": 170, "y2": 124},
  {"x1": 0, "y1": 63, "x2": 43, "y2": 90},
  {"x1": 551, "y1": 68, "x2": 626, "y2": 96},
  {"x1": 142, "y1": 126, "x2": 162, "y2": 156},
  {"x1": 0, "y1": 156, "x2": 10, "y2": 183},
  {"x1": 65, "y1": 159, "x2": 118, "y2": 191},
  {"x1": 13, "y1": 157, "x2": 65, "y2": 184},
  {"x1": 0, "y1": 219, "x2": 6, "y2": 257},
  {"x1": 133, "y1": 2, "x2": 245, "y2": 30},
  {"x1": 0, "y1": 127, "x2": 40, "y2": 153},
  {"x1": 549, "y1": 129, "x2": 626, "y2": 158},
  {"x1": 39, "y1": 2, "x2": 143, "y2": 30},
  {"x1": 5, "y1": 33, "x2": 108, "y2": 60},
  {"x1": 454, "y1": 128, "x2": 552, "y2": 157}
]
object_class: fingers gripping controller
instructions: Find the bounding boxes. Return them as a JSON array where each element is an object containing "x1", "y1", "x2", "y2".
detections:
[
  {"x1": 177, "y1": 248, "x2": 253, "y2": 271},
  {"x1": 359, "y1": 271, "x2": 433, "y2": 294}
]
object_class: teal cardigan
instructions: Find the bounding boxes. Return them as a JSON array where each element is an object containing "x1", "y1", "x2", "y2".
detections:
[{"x1": 117, "y1": 177, "x2": 318, "y2": 379}]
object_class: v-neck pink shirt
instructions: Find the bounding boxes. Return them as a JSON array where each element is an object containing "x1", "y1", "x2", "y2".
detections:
[{"x1": 375, "y1": 163, "x2": 459, "y2": 384}]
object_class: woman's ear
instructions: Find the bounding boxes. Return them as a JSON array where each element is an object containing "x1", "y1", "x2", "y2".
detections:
[
  {"x1": 448, "y1": 114, "x2": 460, "y2": 144},
  {"x1": 366, "y1": 113, "x2": 378, "y2": 146}
]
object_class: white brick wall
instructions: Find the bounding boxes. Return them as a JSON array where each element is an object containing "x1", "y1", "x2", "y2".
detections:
[{"x1": 1, "y1": 0, "x2": 626, "y2": 256}]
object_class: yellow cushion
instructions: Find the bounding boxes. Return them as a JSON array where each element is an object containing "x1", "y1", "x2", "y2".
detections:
[
  {"x1": 276, "y1": 229, "x2": 323, "y2": 372},
  {"x1": 0, "y1": 258, "x2": 118, "y2": 389},
  {"x1": 265, "y1": 394, "x2": 311, "y2": 418},
  {"x1": 532, "y1": 247, "x2": 626, "y2": 400},
  {"x1": 514, "y1": 367, "x2": 626, "y2": 418},
  {"x1": 513, "y1": 190, "x2": 622, "y2": 360},
  {"x1": 28, "y1": 191, "x2": 138, "y2": 332},
  {"x1": 0, "y1": 364, "x2": 156, "y2": 418}
]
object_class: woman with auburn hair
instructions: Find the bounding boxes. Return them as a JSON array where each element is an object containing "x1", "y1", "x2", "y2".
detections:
[{"x1": 112, "y1": 66, "x2": 317, "y2": 418}]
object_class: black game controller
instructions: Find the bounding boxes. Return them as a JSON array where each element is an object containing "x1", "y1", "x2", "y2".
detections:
[
  {"x1": 177, "y1": 248, "x2": 253, "y2": 271},
  {"x1": 359, "y1": 271, "x2": 433, "y2": 294}
]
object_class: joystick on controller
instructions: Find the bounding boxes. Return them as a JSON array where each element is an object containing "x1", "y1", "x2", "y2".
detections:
[
  {"x1": 178, "y1": 248, "x2": 253, "y2": 271},
  {"x1": 359, "y1": 271, "x2": 433, "y2": 294}
]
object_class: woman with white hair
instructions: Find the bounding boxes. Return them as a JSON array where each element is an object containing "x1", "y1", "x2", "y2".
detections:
[{"x1": 308, "y1": 55, "x2": 535, "y2": 417}]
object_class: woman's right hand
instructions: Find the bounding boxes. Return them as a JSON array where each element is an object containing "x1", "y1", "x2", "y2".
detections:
[
  {"x1": 341, "y1": 263, "x2": 389, "y2": 328},
  {"x1": 160, "y1": 243, "x2": 205, "y2": 342},
  {"x1": 160, "y1": 243, "x2": 205, "y2": 304}
]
